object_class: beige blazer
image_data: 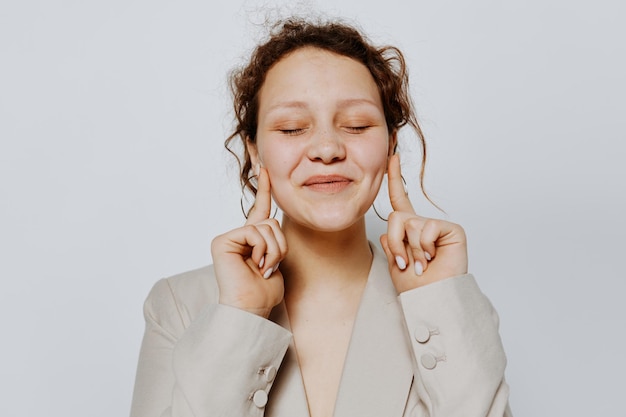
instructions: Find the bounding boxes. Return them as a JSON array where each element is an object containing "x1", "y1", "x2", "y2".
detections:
[{"x1": 130, "y1": 245, "x2": 512, "y2": 417}]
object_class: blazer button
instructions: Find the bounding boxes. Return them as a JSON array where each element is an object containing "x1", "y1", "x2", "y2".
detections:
[
  {"x1": 420, "y1": 353, "x2": 437, "y2": 370},
  {"x1": 263, "y1": 366, "x2": 277, "y2": 383},
  {"x1": 253, "y1": 390, "x2": 268, "y2": 408},
  {"x1": 414, "y1": 325, "x2": 431, "y2": 343}
]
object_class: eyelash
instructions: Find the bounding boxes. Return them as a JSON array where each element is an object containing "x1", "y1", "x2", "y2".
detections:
[
  {"x1": 278, "y1": 126, "x2": 370, "y2": 136},
  {"x1": 280, "y1": 128, "x2": 306, "y2": 136},
  {"x1": 346, "y1": 126, "x2": 369, "y2": 133}
]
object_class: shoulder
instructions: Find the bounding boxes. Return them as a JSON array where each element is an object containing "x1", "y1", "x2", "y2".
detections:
[{"x1": 143, "y1": 265, "x2": 220, "y2": 337}]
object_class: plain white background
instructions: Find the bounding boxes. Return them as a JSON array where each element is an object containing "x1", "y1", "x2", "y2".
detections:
[{"x1": 1, "y1": 0, "x2": 624, "y2": 416}]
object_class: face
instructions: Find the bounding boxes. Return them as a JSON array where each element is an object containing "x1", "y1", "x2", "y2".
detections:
[{"x1": 249, "y1": 47, "x2": 394, "y2": 232}]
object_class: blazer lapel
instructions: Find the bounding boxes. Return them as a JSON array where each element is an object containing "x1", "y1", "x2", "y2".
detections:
[
  {"x1": 333, "y1": 245, "x2": 415, "y2": 417},
  {"x1": 266, "y1": 245, "x2": 414, "y2": 417},
  {"x1": 266, "y1": 301, "x2": 310, "y2": 417}
]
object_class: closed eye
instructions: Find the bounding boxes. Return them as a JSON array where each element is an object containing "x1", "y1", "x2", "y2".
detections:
[
  {"x1": 345, "y1": 126, "x2": 370, "y2": 133},
  {"x1": 280, "y1": 128, "x2": 306, "y2": 136}
]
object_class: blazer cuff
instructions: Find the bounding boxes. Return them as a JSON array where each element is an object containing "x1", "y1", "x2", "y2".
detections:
[
  {"x1": 173, "y1": 303, "x2": 292, "y2": 416},
  {"x1": 399, "y1": 274, "x2": 507, "y2": 416}
]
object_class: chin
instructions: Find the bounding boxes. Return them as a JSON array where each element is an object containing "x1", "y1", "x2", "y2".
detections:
[
  {"x1": 310, "y1": 221, "x2": 360, "y2": 233},
  {"x1": 287, "y1": 207, "x2": 368, "y2": 233}
]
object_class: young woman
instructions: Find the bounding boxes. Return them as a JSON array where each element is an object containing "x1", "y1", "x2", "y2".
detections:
[{"x1": 130, "y1": 18, "x2": 512, "y2": 417}]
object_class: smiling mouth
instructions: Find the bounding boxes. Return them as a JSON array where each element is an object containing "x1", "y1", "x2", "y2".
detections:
[{"x1": 303, "y1": 176, "x2": 352, "y2": 192}]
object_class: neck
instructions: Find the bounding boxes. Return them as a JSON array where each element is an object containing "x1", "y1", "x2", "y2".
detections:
[{"x1": 279, "y1": 215, "x2": 373, "y2": 297}]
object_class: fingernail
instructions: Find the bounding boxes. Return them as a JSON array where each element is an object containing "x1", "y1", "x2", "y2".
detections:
[
  {"x1": 414, "y1": 262, "x2": 423, "y2": 276},
  {"x1": 424, "y1": 251, "x2": 432, "y2": 261},
  {"x1": 263, "y1": 268, "x2": 273, "y2": 279},
  {"x1": 259, "y1": 256, "x2": 265, "y2": 269},
  {"x1": 395, "y1": 256, "x2": 407, "y2": 270},
  {"x1": 273, "y1": 262, "x2": 280, "y2": 273}
]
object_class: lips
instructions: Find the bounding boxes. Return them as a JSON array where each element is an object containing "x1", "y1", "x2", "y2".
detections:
[{"x1": 303, "y1": 175, "x2": 352, "y2": 193}]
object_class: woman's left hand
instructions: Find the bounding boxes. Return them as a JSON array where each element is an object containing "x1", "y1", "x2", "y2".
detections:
[{"x1": 380, "y1": 154, "x2": 468, "y2": 293}]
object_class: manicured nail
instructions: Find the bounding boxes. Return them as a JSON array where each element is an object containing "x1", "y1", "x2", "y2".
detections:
[
  {"x1": 424, "y1": 252, "x2": 432, "y2": 261},
  {"x1": 259, "y1": 256, "x2": 265, "y2": 269},
  {"x1": 263, "y1": 268, "x2": 273, "y2": 279},
  {"x1": 414, "y1": 262, "x2": 423, "y2": 276},
  {"x1": 273, "y1": 262, "x2": 280, "y2": 273},
  {"x1": 395, "y1": 256, "x2": 407, "y2": 270}
]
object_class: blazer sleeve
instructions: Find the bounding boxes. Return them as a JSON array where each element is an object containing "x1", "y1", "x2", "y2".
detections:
[
  {"x1": 399, "y1": 274, "x2": 513, "y2": 417},
  {"x1": 130, "y1": 277, "x2": 293, "y2": 417}
]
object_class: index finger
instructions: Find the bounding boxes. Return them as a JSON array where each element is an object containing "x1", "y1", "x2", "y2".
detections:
[
  {"x1": 387, "y1": 154, "x2": 415, "y2": 214},
  {"x1": 246, "y1": 167, "x2": 272, "y2": 224}
]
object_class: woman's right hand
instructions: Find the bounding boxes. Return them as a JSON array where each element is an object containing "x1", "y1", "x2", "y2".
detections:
[{"x1": 211, "y1": 168, "x2": 287, "y2": 318}]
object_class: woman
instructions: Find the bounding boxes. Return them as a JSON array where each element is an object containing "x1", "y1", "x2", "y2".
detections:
[{"x1": 131, "y1": 18, "x2": 512, "y2": 417}]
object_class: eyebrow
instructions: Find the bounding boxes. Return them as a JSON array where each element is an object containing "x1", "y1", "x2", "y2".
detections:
[
  {"x1": 265, "y1": 98, "x2": 380, "y2": 113},
  {"x1": 337, "y1": 98, "x2": 380, "y2": 109},
  {"x1": 265, "y1": 101, "x2": 308, "y2": 112}
]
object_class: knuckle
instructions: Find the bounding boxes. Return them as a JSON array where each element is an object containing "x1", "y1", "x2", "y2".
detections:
[
  {"x1": 266, "y1": 218, "x2": 281, "y2": 228},
  {"x1": 387, "y1": 210, "x2": 401, "y2": 222},
  {"x1": 422, "y1": 218, "x2": 440, "y2": 231},
  {"x1": 211, "y1": 232, "x2": 230, "y2": 247},
  {"x1": 405, "y1": 217, "x2": 423, "y2": 231},
  {"x1": 243, "y1": 225, "x2": 263, "y2": 240},
  {"x1": 427, "y1": 218, "x2": 441, "y2": 226},
  {"x1": 243, "y1": 224, "x2": 258, "y2": 233}
]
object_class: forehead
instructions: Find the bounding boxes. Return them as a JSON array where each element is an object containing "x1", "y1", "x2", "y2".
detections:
[{"x1": 258, "y1": 47, "x2": 382, "y2": 112}]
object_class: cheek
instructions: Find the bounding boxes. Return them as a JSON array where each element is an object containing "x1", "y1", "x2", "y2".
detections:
[
  {"x1": 360, "y1": 144, "x2": 390, "y2": 199},
  {"x1": 355, "y1": 141, "x2": 390, "y2": 176},
  {"x1": 258, "y1": 147, "x2": 300, "y2": 185},
  {"x1": 257, "y1": 137, "x2": 291, "y2": 168}
]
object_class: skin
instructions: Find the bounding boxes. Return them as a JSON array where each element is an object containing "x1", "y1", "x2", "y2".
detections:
[{"x1": 210, "y1": 47, "x2": 468, "y2": 417}]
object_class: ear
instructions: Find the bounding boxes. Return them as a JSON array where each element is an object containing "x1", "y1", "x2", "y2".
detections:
[{"x1": 246, "y1": 137, "x2": 260, "y2": 175}]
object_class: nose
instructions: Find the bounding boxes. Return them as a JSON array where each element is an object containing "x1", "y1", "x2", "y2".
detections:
[{"x1": 306, "y1": 127, "x2": 346, "y2": 163}]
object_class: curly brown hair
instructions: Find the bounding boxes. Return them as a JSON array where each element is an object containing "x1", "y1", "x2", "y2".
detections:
[{"x1": 225, "y1": 17, "x2": 427, "y2": 200}]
